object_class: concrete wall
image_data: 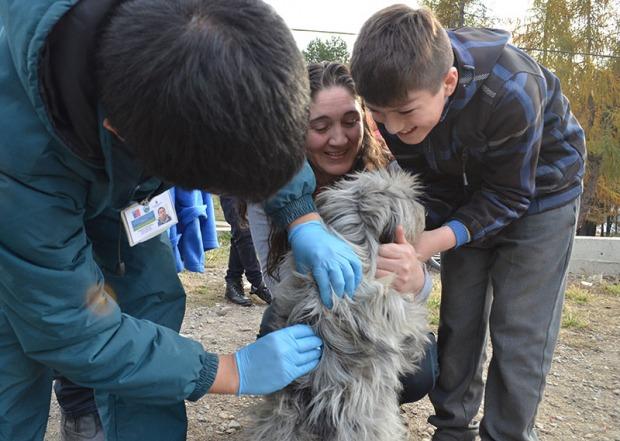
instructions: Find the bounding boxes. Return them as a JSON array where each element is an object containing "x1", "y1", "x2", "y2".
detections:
[{"x1": 569, "y1": 237, "x2": 620, "y2": 276}]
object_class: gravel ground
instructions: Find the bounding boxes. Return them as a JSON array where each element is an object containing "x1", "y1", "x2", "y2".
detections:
[{"x1": 45, "y1": 265, "x2": 620, "y2": 441}]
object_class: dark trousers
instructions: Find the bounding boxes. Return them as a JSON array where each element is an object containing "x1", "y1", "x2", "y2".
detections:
[
  {"x1": 220, "y1": 196, "x2": 263, "y2": 287},
  {"x1": 54, "y1": 377, "x2": 97, "y2": 418},
  {"x1": 258, "y1": 305, "x2": 438, "y2": 404},
  {"x1": 429, "y1": 200, "x2": 579, "y2": 441}
]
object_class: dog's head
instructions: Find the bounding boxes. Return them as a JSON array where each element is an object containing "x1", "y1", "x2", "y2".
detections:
[{"x1": 314, "y1": 168, "x2": 425, "y2": 273}]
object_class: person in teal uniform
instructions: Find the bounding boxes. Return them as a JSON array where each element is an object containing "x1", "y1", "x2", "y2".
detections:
[{"x1": 0, "y1": 0, "x2": 363, "y2": 439}]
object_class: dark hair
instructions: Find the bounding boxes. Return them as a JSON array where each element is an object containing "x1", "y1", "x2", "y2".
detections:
[
  {"x1": 96, "y1": 0, "x2": 309, "y2": 201},
  {"x1": 266, "y1": 61, "x2": 391, "y2": 278},
  {"x1": 350, "y1": 5, "x2": 453, "y2": 106}
]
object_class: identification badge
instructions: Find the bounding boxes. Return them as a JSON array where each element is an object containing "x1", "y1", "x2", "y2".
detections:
[{"x1": 121, "y1": 189, "x2": 178, "y2": 247}]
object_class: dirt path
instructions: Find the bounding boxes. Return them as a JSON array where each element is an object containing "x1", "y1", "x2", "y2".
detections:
[{"x1": 45, "y1": 269, "x2": 620, "y2": 441}]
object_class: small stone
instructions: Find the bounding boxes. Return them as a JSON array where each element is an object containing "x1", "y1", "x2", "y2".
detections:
[
  {"x1": 197, "y1": 417, "x2": 207, "y2": 423},
  {"x1": 613, "y1": 389, "x2": 620, "y2": 396},
  {"x1": 580, "y1": 281, "x2": 593, "y2": 287},
  {"x1": 228, "y1": 420, "x2": 241, "y2": 429},
  {"x1": 226, "y1": 429, "x2": 236, "y2": 434},
  {"x1": 585, "y1": 434, "x2": 595, "y2": 439},
  {"x1": 216, "y1": 307, "x2": 231, "y2": 316},
  {"x1": 218, "y1": 412, "x2": 228, "y2": 419}
]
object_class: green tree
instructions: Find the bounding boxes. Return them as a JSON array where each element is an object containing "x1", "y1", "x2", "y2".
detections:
[
  {"x1": 302, "y1": 36, "x2": 349, "y2": 64},
  {"x1": 421, "y1": 0, "x2": 494, "y2": 27}
]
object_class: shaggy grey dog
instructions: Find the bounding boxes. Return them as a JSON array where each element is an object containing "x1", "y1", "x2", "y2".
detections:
[{"x1": 248, "y1": 169, "x2": 430, "y2": 441}]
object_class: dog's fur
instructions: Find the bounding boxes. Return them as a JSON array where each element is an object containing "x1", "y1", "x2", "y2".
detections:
[{"x1": 249, "y1": 169, "x2": 430, "y2": 441}]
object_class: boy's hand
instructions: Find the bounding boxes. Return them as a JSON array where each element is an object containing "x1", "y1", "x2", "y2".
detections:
[
  {"x1": 414, "y1": 226, "x2": 457, "y2": 262},
  {"x1": 288, "y1": 220, "x2": 362, "y2": 308},
  {"x1": 376, "y1": 225, "x2": 425, "y2": 294}
]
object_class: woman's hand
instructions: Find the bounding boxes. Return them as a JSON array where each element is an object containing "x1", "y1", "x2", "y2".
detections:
[{"x1": 376, "y1": 225, "x2": 425, "y2": 294}]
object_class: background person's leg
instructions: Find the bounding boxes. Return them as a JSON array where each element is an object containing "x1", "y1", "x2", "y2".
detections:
[
  {"x1": 481, "y1": 200, "x2": 578, "y2": 441},
  {"x1": 87, "y1": 210, "x2": 189, "y2": 441},
  {"x1": 221, "y1": 196, "x2": 266, "y2": 304},
  {"x1": 53, "y1": 377, "x2": 103, "y2": 441},
  {"x1": 54, "y1": 378, "x2": 97, "y2": 418},
  {"x1": 0, "y1": 305, "x2": 53, "y2": 441},
  {"x1": 220, "y1": 196, "x2": 263, "y2": 286},
  {"x1": 429, "y1": 246, "x2": 493, "y2": 441},
  {"x1": 223, "y1": 244, "x2": 253, "y2": 306},
  {"x1": 246, "y1": 202, "x2": 278, "y2": 291}
]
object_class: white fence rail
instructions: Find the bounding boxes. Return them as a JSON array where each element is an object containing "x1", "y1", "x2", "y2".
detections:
[{"x1": 569, "y1": 237, "x2": 620, "y2": 276}]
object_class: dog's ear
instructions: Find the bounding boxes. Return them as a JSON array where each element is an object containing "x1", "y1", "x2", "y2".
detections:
[{"x1": 378, "y1": 214, "x2": 397, "y2": 245}]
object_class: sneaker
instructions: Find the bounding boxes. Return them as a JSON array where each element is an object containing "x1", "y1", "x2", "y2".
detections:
[
  {"x1": 60, "y1": 412, "x2": 104, "y2": 441},
  {"x1": 250, "y1": 284, "x2": 272, "y2": 304},
  {"x1": 225, "y1": 281, "x2": 253, "y2": 307}
]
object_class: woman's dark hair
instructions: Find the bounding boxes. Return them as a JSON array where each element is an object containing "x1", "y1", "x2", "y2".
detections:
[
  {"x1": 96, "y1": 0, "x2": 309, "y2": 201},
  {"x1": 266, "y1": 62, "x2": 391, "y2": 279}
]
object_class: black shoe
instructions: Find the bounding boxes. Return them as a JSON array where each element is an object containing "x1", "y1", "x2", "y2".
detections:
[
  {"x1": 60, "y1": 412, "x2": 104, "y2": 441},
  {"x1": 225, "y1": 281, "x2": 253, "y2": 307},
  {"x1": 250, "y1": 284, "x2": 272, "y2": 304}
]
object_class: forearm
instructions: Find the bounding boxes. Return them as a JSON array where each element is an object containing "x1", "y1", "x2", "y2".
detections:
[
  {"x1": 289, "y1": 212, "x2": 321, "y2": 229},
  {"x1": 416, "y1": 226, "x2": 457, "y2": 262},
  {"x1": 208, "y1": 354, "x2": 239, "y2": 395}
]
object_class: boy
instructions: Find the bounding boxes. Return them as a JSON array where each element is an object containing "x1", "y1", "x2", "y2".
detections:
[{"x1": 347, "y1": 5, "x2": 585, "y2": 441}]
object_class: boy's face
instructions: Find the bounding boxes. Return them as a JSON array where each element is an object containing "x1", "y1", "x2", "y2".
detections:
[{"x1": 365, "y1": 67, "x2": 458, "y2": 145}]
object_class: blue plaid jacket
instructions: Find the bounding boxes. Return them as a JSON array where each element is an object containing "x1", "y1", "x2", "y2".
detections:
[{"x1": 379, "y1": 28, "x2": 586, "y2": 246}]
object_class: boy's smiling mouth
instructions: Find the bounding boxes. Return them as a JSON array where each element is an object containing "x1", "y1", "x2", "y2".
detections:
[{"x1": 399, "y1": 126, "x2": 417, "y2": 136}]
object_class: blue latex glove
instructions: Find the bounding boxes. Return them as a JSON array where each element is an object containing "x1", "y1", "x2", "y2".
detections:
[
  {"x1": 235, "y1": 324, "x2": 322, "y2": 395},
  {"x1": 288, "y1": 220, "x2": 362, "y2": 308}
]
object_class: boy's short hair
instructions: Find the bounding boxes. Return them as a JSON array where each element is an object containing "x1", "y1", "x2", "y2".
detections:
[
  {"x1": 350, "y1": 5, "x2": 453, "y2": 106},
  {"x1": 96, "y1": 0, "x2": 309, "y2": 201}
]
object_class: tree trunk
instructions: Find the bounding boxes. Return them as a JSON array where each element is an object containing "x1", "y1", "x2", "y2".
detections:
[
  {"x1": 458, "y1": 0, "x2": 466, "y2": 27},
  {"x1": 577, "y1": 154, "x2": 602, "y2": 235}
]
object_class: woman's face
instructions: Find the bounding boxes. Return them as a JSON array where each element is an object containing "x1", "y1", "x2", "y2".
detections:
[{"x1": 306, "y1": 86, "x2": 364, "y2": 185}]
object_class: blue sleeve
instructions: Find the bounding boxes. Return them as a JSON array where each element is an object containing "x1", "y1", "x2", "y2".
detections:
[
  {"x1": 264, "y1": 160, "x2": 317, "y2": 228},
  {"x1": 444, "y1": 219, "x2": 471, "y2": 248}
]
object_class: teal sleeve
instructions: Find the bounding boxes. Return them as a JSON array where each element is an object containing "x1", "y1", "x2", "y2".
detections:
[
  {"x1": 264, "y1": 160, "x2": 317, "y2": 228},
  {"x1": 0, "y1": 171, "x2": 217, "y2": 404}
]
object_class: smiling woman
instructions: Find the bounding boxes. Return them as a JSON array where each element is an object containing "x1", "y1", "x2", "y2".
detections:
[
  {"x1": 304, "y1": 62, "x2": 388, "y2": 189},
  {"x1": 306, "y1": 87, "x2": 363, "y2": 185}
]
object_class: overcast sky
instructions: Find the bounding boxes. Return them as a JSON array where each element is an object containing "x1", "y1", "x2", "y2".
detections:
[{"x1": 264, "y1": 0, "x2": 534, "y2": 50}]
